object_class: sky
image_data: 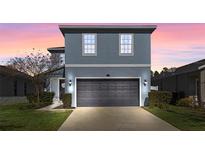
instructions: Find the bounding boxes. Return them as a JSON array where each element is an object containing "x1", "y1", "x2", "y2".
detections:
[{"x1": 0, "y1": 23, "x2": 205, "y2": 71}]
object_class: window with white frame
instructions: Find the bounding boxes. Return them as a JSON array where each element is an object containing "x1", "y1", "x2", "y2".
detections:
[
  {"x1": 120, "y1": 34, "x2": 133, "y2": 55},
  {"x1": 82, "y1": 34, "x2": 97, "y2": 56}
]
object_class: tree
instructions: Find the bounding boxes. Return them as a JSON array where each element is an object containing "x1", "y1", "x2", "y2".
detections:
[
  {"x1": 154, "y1": 71, "x2": 160, "y2": 77},
  {"x1": 162, "y1": 67, "x2": 168, "y2": 73},
  {"x1": 50, "y1": 53, "x2": 63, "y2": 69},
  {"x1": 169, "y1": 67, "x2": 177, "y2": 72},
  {"x1": 8, "y1": 51, "x2": 60, "y2": 103}
]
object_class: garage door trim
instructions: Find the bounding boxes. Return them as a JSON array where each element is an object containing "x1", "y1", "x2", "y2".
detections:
[{"x1": 75, "y1": 77, "x2": 141, "y2": 107}]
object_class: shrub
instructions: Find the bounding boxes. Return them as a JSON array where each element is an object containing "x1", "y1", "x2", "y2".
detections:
[
  {"x1": 178, "y1": 91, "x2": 185, "y2": 99},
  {"x1": 26, "y1": 94, "x2": 37, "y2": 104},
  {"x1": 148, "y1": 91, "x2": 172, "y2": 110},
  {"x1": 27, "y1": 92, "x2": 54, "y2": 104},
  {"x1": 39, "y1": 92, "x2": 55, "y2": 103},
  {"x1": 177, "y1": 97, "x2": 193, "y2": 107},
  {"x1": 171, "y1": 92, "x2": 178, "y2": 105},
  {"x1": 62, "y1": 93, "x2": 72, "y2": 108},
  {"x1": 25, "y1": 92, "x2": 54, "y2": 109},
  {"x1": 148, "y1": 91, "x2": 158, "y2": 108}
]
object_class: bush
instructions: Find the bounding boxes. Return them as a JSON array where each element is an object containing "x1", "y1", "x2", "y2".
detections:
[
  {"x1": 171, "y1": 92, "x2": 178, "y2": 105},
  {"x1": 178, "y1": 91, "x2": 185, "y2": 99},
  {"x1": 39, "y1": 92, "x2": 55, "y2": 103},
  {"x1": 177, "y1": 97, "x2": 193, "y2": 107},
  {"x1": 27, "y1": 92, "x2": 54, "y2": 104},
  {"x1": 148, "y1": 91, "x2": 172, "y2": 110},
  {"x1": 27, "y1": 94, "x2": 37, "y2": 104},
  {"x1": 25, "y1": 92, "x2": 54, "y2": 109},
  {"x1": 62, "y1": 93, "x2": 72, "y2": 108}
]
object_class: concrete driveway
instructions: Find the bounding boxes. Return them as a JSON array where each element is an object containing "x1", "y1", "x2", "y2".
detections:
[{"x1": 59, "y1": 107, "x2": 178, "y2": 131}]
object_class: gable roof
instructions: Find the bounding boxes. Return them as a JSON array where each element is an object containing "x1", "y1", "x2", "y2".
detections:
[
  {"x1": 152, "y1": 59, "x2": 205, "y2": 80},
  {"x1": 175, "y1": 59, "x2": 205, "y2": 74},
  {"x1": 42, "y1": 66, "x2": 65, "y2": 78},
  {"x1": 59, "y1": 24, "x2": 157, "y2": 35}
]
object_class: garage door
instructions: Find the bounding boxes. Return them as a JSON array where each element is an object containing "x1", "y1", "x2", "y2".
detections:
[{"x1": 77, "y1": 79, "x2": 139, "y2": 107}]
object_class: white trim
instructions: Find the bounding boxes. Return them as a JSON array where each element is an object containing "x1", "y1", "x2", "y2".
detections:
[
  {"x1": 74, "y1": 77, "x2": 142, "y2": 107},
  {"x1": 82, "y1": 33, "x2": 97, "y2": 56},
  {"x1": 119, "y1": 33, "x2": 134, "y2": 56},
  {"x1": 199, "y1": 65, "x2": 205, "y2": 70},
  {"x1": 74, "y1": 77, "x2": 77, "y2": 107},
  {"x1": 65, "y1": 64, "x2": 150, "y2": 67},
  {"x1": 57, "y1": 77, "x2": 66, "y2": 80}
]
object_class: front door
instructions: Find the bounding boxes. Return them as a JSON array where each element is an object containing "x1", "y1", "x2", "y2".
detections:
[{"x1": 59, "y1": 79, "x2": 65, "y2": 100}]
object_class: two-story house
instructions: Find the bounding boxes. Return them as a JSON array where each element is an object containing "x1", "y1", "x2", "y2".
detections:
[{"x1": 47, "y1": 24, "x2": 156, "y2": 107}]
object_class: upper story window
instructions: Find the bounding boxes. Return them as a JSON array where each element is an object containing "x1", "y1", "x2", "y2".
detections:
[
  {"x1": 82, "y1": 34, "x2": 97, "y2": 56},
  {"x1": 119, "y1": 34, "x2": 134, "y2": 56}
]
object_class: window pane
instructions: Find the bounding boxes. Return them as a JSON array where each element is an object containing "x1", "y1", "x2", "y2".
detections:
[
  {"x1": 91, "y1": 39, "x2": 95, "y2": 44},
  {"x1": 85, "y1": 35, "x2": 88, "y2": 39}
]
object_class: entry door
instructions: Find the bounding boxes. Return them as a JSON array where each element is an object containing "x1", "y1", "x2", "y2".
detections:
[
  {"x1": 77, "y1": 79, "x2": 139, "y2": 107},
  {"x1": 59, "y1": 79, "x2": 65, "y2": 100}
]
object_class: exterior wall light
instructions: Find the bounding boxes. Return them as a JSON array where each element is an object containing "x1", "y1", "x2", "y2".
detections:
[
  {"x1": 69, "y1": 80, "x2": 72, "y2": 86},
  {"x1": 144, "y1": 80, "x2": 148, "y2": 86}
]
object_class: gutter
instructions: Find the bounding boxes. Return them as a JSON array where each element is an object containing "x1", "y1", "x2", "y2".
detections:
[{"x1": 199, "y1": 65, "x2": 205, "y2": 70}]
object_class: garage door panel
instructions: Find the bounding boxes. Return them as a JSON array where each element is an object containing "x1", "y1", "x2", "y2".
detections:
[{"x1": 77, "y1": 79, "x2": 139, "y2": 106}]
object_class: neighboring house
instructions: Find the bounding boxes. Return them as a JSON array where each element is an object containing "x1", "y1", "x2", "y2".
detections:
[
  {"x1": 0, "y1": 65, "x2": 34, "y2": 102},
  {"x1": 47, "y1": 24, "x2": 156, "y2": 107},
  {"x1": 152, "y1": 59, "x2": 205, "y2": 104}
]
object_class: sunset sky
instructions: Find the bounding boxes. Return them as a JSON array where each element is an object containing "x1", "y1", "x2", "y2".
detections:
[{"x1": 0, "y1": 23, "x2": 205, "y2": 71}]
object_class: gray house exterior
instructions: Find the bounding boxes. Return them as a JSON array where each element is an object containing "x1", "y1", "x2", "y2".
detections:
[
  {"x1": 48, "y1": 24, "x2": 156, "y2": 107},
  {"x1": 152, "y1": 59, "x2": 205, "y2": 104}
]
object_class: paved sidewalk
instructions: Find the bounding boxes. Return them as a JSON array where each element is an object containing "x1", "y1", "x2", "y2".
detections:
[
  {"x1": 38, "y1": 101, "x2": 63, "y2": 111},
  {"x1": 59, "y1": 107, "x2": 179, "y2": 131}
]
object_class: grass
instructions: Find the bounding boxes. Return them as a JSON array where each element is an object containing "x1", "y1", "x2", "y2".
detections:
[
  {"x1": 0, "y1": 103, "x2": 72, "y2": 131},
  {"x1": 144, "y1": 105, "x2": 205, "y2": 131}
]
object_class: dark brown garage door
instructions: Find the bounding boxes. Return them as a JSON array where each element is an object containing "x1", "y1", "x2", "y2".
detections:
[{"x1": 77, "y1": 79, "x2": 139, "y2": 107}]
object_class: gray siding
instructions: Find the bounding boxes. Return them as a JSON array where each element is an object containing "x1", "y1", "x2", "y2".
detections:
[
  {"x1": 65, "y1": 33, "x2": 150, "y2": 64},
  {"x1": 177, "y1": 72, "x2": 199, "y2": 96},
  {"x1": 0, "y1": 75, "x2": 14, "y2": 96},
  {"x1": 65, "y1": 67, "x2": 150, "y2": 107}
]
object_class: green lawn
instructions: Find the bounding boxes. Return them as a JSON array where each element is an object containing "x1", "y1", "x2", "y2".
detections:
[
  {"x1": 0, "y1": 103, "x2": 72, "y2": 131},
  {"x1": 144, "y1": 105, "x2": 205, "y2": 131}
]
